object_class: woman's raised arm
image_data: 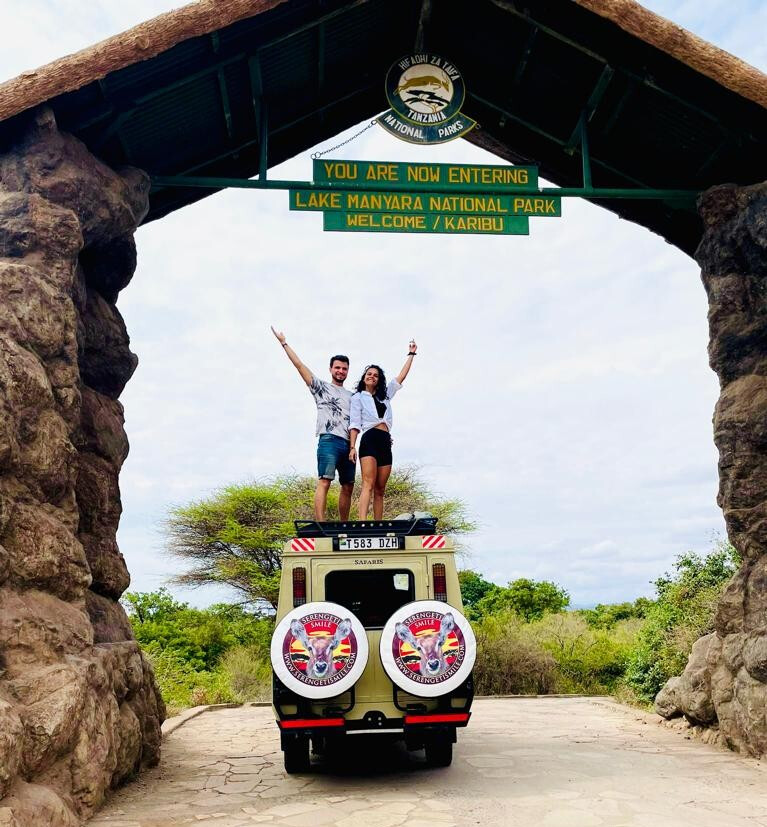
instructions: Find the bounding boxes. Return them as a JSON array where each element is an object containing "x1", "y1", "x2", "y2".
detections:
[{"x1": 395, "y1": 339, "x2": 418, "y2": 385}]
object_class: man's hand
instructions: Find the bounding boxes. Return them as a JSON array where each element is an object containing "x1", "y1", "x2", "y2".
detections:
[
  {"x1": 349, "y1": 447, "x2": 357, "y2": 463},
  {"x1": 408, "y1": 339, "x2": 418, "y2": 355},
  {"x1": 272, "y1": 326, "x2": 312, "y2": 385}
]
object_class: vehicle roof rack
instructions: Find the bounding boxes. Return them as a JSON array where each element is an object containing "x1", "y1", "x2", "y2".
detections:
[{"x1": 294, "y1": 517, "x2": 439, "y2": 538}]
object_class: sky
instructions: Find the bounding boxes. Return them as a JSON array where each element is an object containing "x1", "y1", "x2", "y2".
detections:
[{"x1": 1, "y1": 1, "x2": 764, "y2": 608}]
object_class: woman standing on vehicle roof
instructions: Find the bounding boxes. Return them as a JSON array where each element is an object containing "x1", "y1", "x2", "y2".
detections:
[{"x1": 348, "y1": 340, "x2": 417, "y2": 520}]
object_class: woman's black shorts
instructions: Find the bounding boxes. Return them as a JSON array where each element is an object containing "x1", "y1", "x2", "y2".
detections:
[{"x1": 359, "y1": 428, "x2": 392, "y2": 466}]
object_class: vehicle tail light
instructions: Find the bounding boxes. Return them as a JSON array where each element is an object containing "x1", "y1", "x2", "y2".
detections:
[
  {"x1": 432, "y1": 563, "x2": 447, "y2": 602},
  {"x1": 292, "y1": 567, "x2": 306, "y2": 607},
  {"x1": 405, "y1": 712, "x2": 470, "y2": 725},
  {"x1": 278, "y1": 718, "x2": 345, "y2": 729}
]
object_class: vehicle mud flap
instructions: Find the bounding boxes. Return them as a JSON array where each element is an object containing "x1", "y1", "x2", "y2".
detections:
[
  {"x1": 270, "y1": 601, "x2": 369, "y2": 700},
  {"x1": 380, "y1": 600, "x2": 476, "y2": 698}
]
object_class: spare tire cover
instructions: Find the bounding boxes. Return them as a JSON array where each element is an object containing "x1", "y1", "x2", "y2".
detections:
[
  {"x1": 380, "y1": 600, "x2": 476, "y2": 698},
  {"x1": 270, "y1": 602, "x2": 369, "y2": 699}
]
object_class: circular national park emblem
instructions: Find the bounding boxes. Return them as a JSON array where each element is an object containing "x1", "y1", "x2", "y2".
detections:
[
  {"x1": 386, "y1": 55, "x2": 465, "y2": 124},
  {"x1": 380, "y1": 600, "x2": 476, "y2": 697},
  {"x1": 377, "y1": 55, "x2": 476, "y2": 144},
  {"x1": 270, "y1": 602, "x2": 369, "y2": 699}
]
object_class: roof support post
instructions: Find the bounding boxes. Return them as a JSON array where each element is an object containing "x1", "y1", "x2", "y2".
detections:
[
  {"x1": 415, "y1": 0, "x2": 432, "y2": 51},
  {"x1": 565, "y1": 64, "x2": 614, "y2": 151},
  {"x1": 471, "y1": 92, "x2": 655, "y2": 189},
  {"x1": 211, "y1": 33, "x2": 233, "y2": 139},
  {"x1": 580, "y1": 114, "x2": 592, "y2": 192},
  {"x1": 247, "y1": 52, "x2": 268, "y2": 180},
  {"x1": 513, "y1": 25, "x2": 538, "y2": 86},
  {"x1": 317, "y1": 22, "x2": 325, "y2": 98},
  {"x1": 259, "y1": 100, "x2": 269, "y2": 181},
  {"x1": 94, "y1": 80, "x2": 132, "y2": 160}
]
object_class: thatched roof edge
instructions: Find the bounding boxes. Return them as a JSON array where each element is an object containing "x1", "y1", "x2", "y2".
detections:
[
  {"x1": 0, "y1": 0, "x2": 764, "y2": 125},
  {"x1": 572, "y1": 0, "x2": 767, "y2": 109},
  {"x1": 0, "y1": 0, "x2": 287, "y2": 122}
]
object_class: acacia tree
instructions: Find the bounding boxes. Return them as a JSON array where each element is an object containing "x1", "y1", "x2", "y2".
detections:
[{"x1": 165, "y1": 467, "x2": 475, "y2": 609}]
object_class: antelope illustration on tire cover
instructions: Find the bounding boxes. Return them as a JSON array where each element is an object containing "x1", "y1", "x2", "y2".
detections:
[
  {"x1": 290, "y1": 618, "x2": 352, "y2": 680},
  {"x1": 395, "y1": 614, "x2": 455, "y2": 677}
]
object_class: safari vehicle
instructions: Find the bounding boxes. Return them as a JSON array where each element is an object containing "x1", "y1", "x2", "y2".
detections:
[{"x1": 270, "y1": 516, "x2": 476, "y2": 773}]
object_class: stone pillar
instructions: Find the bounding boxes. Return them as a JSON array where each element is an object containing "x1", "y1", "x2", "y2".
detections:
[
  {"x1": 655, "y1": 182, "x2": 767, "y2": 756},
  {"x1": 0, "y1": 108, "x2": 164, "y2": 825}
]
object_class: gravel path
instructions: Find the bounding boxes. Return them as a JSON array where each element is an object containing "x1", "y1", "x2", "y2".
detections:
[{"x1": 88, "y1": 697, "x2": 767, "y2": 827}]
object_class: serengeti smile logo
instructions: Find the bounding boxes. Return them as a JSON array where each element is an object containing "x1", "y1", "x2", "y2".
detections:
[{"x1": 377, "y1": 54, "x2": 477, "y2": 145}]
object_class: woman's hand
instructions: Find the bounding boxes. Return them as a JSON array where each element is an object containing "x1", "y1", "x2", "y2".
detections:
[
  {"x1": 349, "y1": 447, "x2": 357, "y2": 463},
  {"x1": 396, "y1": 339, "x2": 417, "y2": 384},
  {"x1": 271, "y1": 325, "x2": 286, "y2": 345}
]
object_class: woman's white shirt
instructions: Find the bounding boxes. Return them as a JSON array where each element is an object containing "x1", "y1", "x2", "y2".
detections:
[{"x1": 350, "y1": 379, "x2": 401, "y2": 434}]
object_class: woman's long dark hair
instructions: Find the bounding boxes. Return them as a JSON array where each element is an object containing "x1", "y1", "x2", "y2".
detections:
[{"x1": 356, "y1": 364, "x2": 387, "y2": 401}]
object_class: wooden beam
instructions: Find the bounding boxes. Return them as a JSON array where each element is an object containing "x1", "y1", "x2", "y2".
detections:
[
  {"x1": 469, "y1": 91, "x2": 654, "y2": 190},
  {"x1": 415, "y1": 0, "x2": 432, "y2": 52},
  {"x1": 513, "y1": 25, "x2": 538, "y2": 86},
  {"x1": 565, "y1": 64, "x2": 614, "y2": 151},
  {"x1": 487, "y1": 0, "x2": 746, "y2": 139},
  {"x1": 211, "y1": 33, "x2": 234, "y2": 138},
  {"x1": 71, "y1": 0, "x2": 371, "y2": 134}
]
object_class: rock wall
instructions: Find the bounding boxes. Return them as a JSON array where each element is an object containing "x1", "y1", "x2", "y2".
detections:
[
  {"x1": 655, "y1": 182, "x2": 767, "y2": 756},
  {"x1": 0, "y1": 108, "x2": 164, "y2": 824}
]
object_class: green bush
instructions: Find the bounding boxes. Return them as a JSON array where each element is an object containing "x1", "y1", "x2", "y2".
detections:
[
  {"x1": 531, "y1": 613, "x2": 641, "y2": 694},
  {"x1": 579, "y1": 598, "x2": 653, "y2": 629},
  {"x1": 123, "y1": 589, "x2": 273, "y2": 672},
  {"x1": 471, "y1": 611, "x2": 558, "y2": 695},
  {"x1": 471, "y1": 608, "x2": 642, "y2": 696},
  {"x1": 219, "y1": 645, "x2": 272, "y2": 702},
  {"x1": 123, "y1": 589, "x2": 274, "y2": 713},
  {"x1": 143, "y1": 644, "x2": 236, "y2": 716},
  {"x1": 623, "y1": 540, "x2": 740, "y2": 703}
]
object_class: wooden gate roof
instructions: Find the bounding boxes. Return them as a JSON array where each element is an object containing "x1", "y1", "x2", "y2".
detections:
[{"x1": 0, "y1": 0, "x2": 765, "y2": 255}]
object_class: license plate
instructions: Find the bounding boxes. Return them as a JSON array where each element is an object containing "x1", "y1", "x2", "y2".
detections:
[{"x1": 338, "y1": 537, "x2": 400, "y2": 550}]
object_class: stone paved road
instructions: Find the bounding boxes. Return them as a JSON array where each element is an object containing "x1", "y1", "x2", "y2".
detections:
[{"x1": 88, "y1": 698, "x2": 767, "y2": 827}]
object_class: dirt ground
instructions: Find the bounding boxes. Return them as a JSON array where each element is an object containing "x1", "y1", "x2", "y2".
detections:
[{"x1": 88, "y1": 697, "x2": 767, "y2": 827}]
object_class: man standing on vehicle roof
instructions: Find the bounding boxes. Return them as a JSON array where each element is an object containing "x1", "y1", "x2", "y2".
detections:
[{"x1": 271, "y1": 326, "x2": 355, "y2": 521}]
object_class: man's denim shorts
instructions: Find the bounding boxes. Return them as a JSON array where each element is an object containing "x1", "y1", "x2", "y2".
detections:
[{"x1": 317, "y1": 434, "x2": 356, "y2": 484}]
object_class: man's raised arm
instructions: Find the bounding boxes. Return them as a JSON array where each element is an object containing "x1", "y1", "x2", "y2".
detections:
[{"x1": 271, "y1": 326, "x2": 313, "y2": 386}]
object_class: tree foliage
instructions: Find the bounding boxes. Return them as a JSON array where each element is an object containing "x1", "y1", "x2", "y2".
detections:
[
  {"x1": 469, "y1": 577, "x2": 570, "y2": 622},
  {"x1": 122, "y1": 589, "x2": 274, "y2": 713},
  {"x1": 122, "y1": 588, "x2": 272, "y2": 671},
  {"x1": 579, "y1": 598, "x2": 653, "y2": 629},
  {"x1": 164, "y1": 467, "x2": 474, "y2": 608},
  {"x1": 623, "y1": 540, "x2": 740, "y2": 702},
  {"x1": 458, "y1": 569, "x2": 495, "y2": 609}
]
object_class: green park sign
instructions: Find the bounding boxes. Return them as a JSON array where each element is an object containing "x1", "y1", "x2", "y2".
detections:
[
  {"x1": 290, "y1": 189, "x2": 560, "y2": 217},
  {"x1": 287, "y1": 160, "x2": 562, "y2": 235},
  {"x1": 313, "y1": 159, "x2": 538, "y2": 189},
  {"x1": 323, "y1": 212, "x2": 529, "y2": 235}
]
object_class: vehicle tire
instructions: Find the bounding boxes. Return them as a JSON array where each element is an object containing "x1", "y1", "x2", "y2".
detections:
[
  {"x1": 425, "y1": 736, "x2": 453, "y2": 768},
  {"x1": 380, "y1": 600, "x2": 477, "y2": 697},
  {"x1": 270, "y1": 602, "x2": 369, "y2": 699},
  {"x1": 283, "y1": 737, "x2": 310, "y2": 774}
]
